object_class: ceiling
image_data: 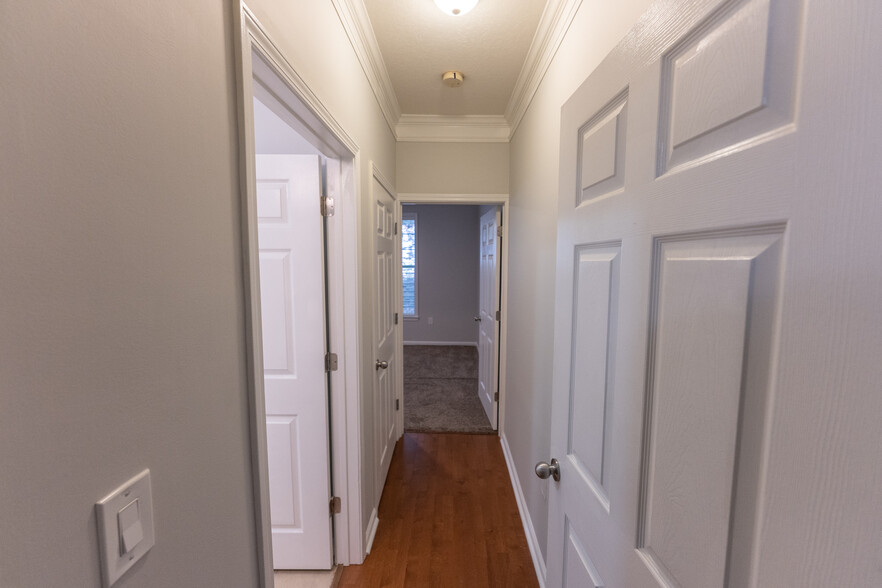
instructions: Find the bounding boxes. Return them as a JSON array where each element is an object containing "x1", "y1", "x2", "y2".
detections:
[{"x1": 362, "y1": 0, "x2": 548, "y2": 117}]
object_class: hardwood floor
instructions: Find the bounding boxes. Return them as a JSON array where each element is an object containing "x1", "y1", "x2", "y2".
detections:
[{"x1": 339, "y1": 433, "x2": 539, "y2": 588}]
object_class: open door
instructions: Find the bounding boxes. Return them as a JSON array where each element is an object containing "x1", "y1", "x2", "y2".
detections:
[
  {"x1": 543, "y1": 0, "x2": 882, "y2": 586},
  {"x1": 257, "y1": 154, "x2": 333, "y2": 570},
  {"x1": 372, "y1": 170, "x2": 399, "y2": 503},
  {"x1": 477, "y1": 207, "x2": 501, "y2": 429}
]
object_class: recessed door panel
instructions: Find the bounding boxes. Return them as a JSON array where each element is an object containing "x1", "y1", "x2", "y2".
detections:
[
  {"x1": 638, "y1": 229, "x2": 783, "y2": 588},
  {"x1": 564, "y1": 518, "x2": 604, "y2": 588},
  {"x1": 568, "y1": 244, "x2": 621, "y2": 506},
  {"x1": 266, "y1": 416, "x2": 302, "y2": 528}
]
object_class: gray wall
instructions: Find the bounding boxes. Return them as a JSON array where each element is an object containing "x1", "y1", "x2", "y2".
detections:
[
  {"x1": 403, "y1": 205, "x2": 480, "y2": 344},
  {"x1": 0, "y1": 0, "x2": 395, "y2": 585}
]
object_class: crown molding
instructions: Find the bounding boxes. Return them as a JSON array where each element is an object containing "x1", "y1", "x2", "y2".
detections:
[
  {"x1": 505, "y1": 0, "x2": 583, "y2": 137},
  {"x1": 331, "y1": 0, "x2": 401, "y2": 135},
  {"x1": 333, "y1": 0, "x2": 582, "y2": 143},
  {"x1": 395, "y1": 115, "x2": 511, "y2": 143}
]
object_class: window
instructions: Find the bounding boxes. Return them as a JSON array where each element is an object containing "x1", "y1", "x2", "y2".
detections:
[{"x1": 402, "y1": 213, "x2": 418, "y2": 317}]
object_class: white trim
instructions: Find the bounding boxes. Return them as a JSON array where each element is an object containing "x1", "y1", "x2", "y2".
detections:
[
  {"x1": 326, "y1": 0, "x2": 583, "y2": 143},
  {"x1": 243, "y1": 6, "x2": 358, "y2": 156},
  {"x1": 235, "y1": 4, "x2": 365, "y2": 579},
  {"x1": 396, "y1": 115, "x2": 510, "y2": 143},
  {"x1": 403, "y1": 341, "x2": 478, "y2": 347},
  {"x1": 364, "y1": 508, "x2": 380, "y2": 555},
  {"x1": 399, "y1": 193, "x2": 510, "y2": 205},
  {"x1": 330, "y1": 0, "x2": 401, "y2": 135},
  {"x1": 500, "y1": 434, "x2": 547, "y2": 588},
  {"x1": 505, "y1": 0, "x2": 584, "y2": 138},
  {"x1": 396, "y1": 193, "x2": 510, "y2": 436}
]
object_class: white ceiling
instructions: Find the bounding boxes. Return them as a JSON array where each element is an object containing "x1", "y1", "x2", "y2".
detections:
[{"x1": 363, "y1": 0, "x2": 548, "y2": 116}]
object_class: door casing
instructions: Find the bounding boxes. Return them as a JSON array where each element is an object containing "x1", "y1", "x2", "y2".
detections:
[
  {"x1": 233, "y1": 4, "x2": 365, "y2": 585},
  {"x1": 397, "y1": 194, "x2": 510, "y2": 436}
]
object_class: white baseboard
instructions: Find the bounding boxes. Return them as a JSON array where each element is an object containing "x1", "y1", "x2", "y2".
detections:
[
  {"x1": 364, "y1": 508, "x2": 379, "y2": 555},
  {"x1": 403, "y1": 341, "x2": 478, "y2": 347},
  {"x1": 500, "y1": 434, "x2": 547, "y2": 587}
]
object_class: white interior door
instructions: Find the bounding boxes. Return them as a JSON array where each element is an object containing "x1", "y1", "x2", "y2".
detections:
[
  {"x1": 545, "y1": 0, "x2": 882, "y2": 586},
  {"x1": 372, "y1": 175, "x2": 398, "y2": 501},
  {"x1": 478, "y1": 207, "x2": 500, "y2": 429},
  {"x1": 257, "y1": 154, "x2": 332, "y2": 570}
]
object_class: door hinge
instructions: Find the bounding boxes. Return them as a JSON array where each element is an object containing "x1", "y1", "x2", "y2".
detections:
[
  {"x1": 321, "y1": 196, "x2": 335, "y2": 217},
  {"x1": 325, "y1": 352, "x2": 338, "y2": 372},
  {"x1": 497, "y1": 226, "x2": 503, "y2": 238},
  {"x1": 495, "y1": 310, "x2": 500, "y2": 321},
  {"x1": 394, "y1": 221, "x2": 398, "y2": 235},
  {"x1": 494, "y1": 391, "x2": 499, "y2": 401},
  {"x1": 395, "y1": 398, "x2": 400, "y2": 411},
  {"x1": 329, "y1": 496, "x2": 341, "y2": 515},
  {"x1": 394, "y1": 312, "x2": 399, "y2": 325}
]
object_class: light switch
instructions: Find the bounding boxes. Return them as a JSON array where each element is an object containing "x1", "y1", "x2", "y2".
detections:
[
  {"x1": 96, "y1": 469, "x2": 155, "y2": 587},
  {"x1": 118, "y1": 499, "x2": 144, "y2": 554}
]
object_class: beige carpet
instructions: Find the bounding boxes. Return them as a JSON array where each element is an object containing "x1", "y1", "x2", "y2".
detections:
[{"x1": 403, "y1": 345, "x2": 493, "y2": 434}]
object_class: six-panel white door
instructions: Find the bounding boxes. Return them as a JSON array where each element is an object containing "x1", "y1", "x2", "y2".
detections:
[
  {"x1": 546, "y1": 0, "x2": 882, "y2": 586},
  {"x1": 372, "y1": 174, "x2": 398, "y2": 503},
  {"x1": 478, "y1": 207, "x2": 500, "y2": 429},
  {"x1": 256, "y1": 154, "x2": 333, "y2": 570}
]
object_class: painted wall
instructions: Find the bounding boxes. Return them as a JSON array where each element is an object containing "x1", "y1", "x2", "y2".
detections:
[
  {"x1": 0, "y1": 1, "x2": 395, "y2": 586},
  {"x1": 397, "y1": 142, "x2": 509, "y2": 194},
  {"x1": 504, "y1": 0, "x2": 653, "y2": 564},
  {"x1": 403, "y1": 205, "x2": 480, "y2": 345}
]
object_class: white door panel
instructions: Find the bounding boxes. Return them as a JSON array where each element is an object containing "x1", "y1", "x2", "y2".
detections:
[
  {"x1": 257, "y1": 154, "x2": 332, "y2": 570},
  {"x1": 478, "y1": 208, "x2": 500, "y2": 429},
  {"x1": 373, "y1": 176, "x2": 398, "y2": 501},
  {"x1": 547, "y1": 0, "x2": 882, "y2": 587}
]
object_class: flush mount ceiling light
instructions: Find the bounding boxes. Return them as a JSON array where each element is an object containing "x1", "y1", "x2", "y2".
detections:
[
  {"x1": 433, "y1": 0, "x2": 479, "y2": 16},
  {"x1": 442, "y1": 71, "x2": 465, "y2": 87}
]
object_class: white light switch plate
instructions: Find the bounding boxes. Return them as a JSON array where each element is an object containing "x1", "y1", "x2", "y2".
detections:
[{"x1": 95, "y1": 469, "x2": 155, "y2": 587}]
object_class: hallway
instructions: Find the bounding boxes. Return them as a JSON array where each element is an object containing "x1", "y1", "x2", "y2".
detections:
[{"x1": 339, "y1": 433, "x2": 538, "y2": 587}]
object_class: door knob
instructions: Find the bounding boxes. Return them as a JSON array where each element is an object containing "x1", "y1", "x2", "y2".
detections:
[
  {"x1": 375, "y1": 360, "x2": 389, "y2": 370},
  {"x1": 474, "y1": 316, "x2": 481, "y2": 322},
  {"x1": 535, "y1": 458, "x2": 561, "y2": 482}
]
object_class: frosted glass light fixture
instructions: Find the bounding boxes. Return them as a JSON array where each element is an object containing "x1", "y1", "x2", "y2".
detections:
[{"x1": 433, "y1": 0, "x2": 479, "y2": 16}]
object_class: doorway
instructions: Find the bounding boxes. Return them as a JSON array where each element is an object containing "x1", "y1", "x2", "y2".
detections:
[
  {"x1": 397, "y1": 196, "x2": 510, "y2": 437},
  {"x1": 235, "y1": 9, "x2": 364, "y2": 585}
]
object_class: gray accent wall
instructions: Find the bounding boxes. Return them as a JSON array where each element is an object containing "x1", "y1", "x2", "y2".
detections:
[{"x1": 403, "y1": 205, "x2": 480, "y2": 345}]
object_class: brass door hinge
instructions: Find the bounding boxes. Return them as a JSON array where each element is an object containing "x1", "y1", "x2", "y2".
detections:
[{"x1": 329, "y1": 496, "x2": 341, "y2": 515}]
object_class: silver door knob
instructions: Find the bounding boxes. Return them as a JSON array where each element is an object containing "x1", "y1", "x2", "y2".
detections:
[
  {"x1": 375, "y1": 360, "x2": 389, "y2": 370},
  {"x1": 474, "y1": 316, "x2": 481, "y2": 322},
  {"x1": 535, "y1": 458, "x2": 560, "y2": 482}
]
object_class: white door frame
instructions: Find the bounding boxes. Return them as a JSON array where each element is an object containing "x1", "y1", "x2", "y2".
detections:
[
  {"x1": 233, "y1": 4, "x2": 364, "y2": 585},
  {"x1": 396, "y1": 193, "x2": 510, "y2": 435}
]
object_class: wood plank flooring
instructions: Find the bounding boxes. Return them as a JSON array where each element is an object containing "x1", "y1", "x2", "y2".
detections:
[{"x1": 339, "y1": 433, "x2": 539, "y2": 588}]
